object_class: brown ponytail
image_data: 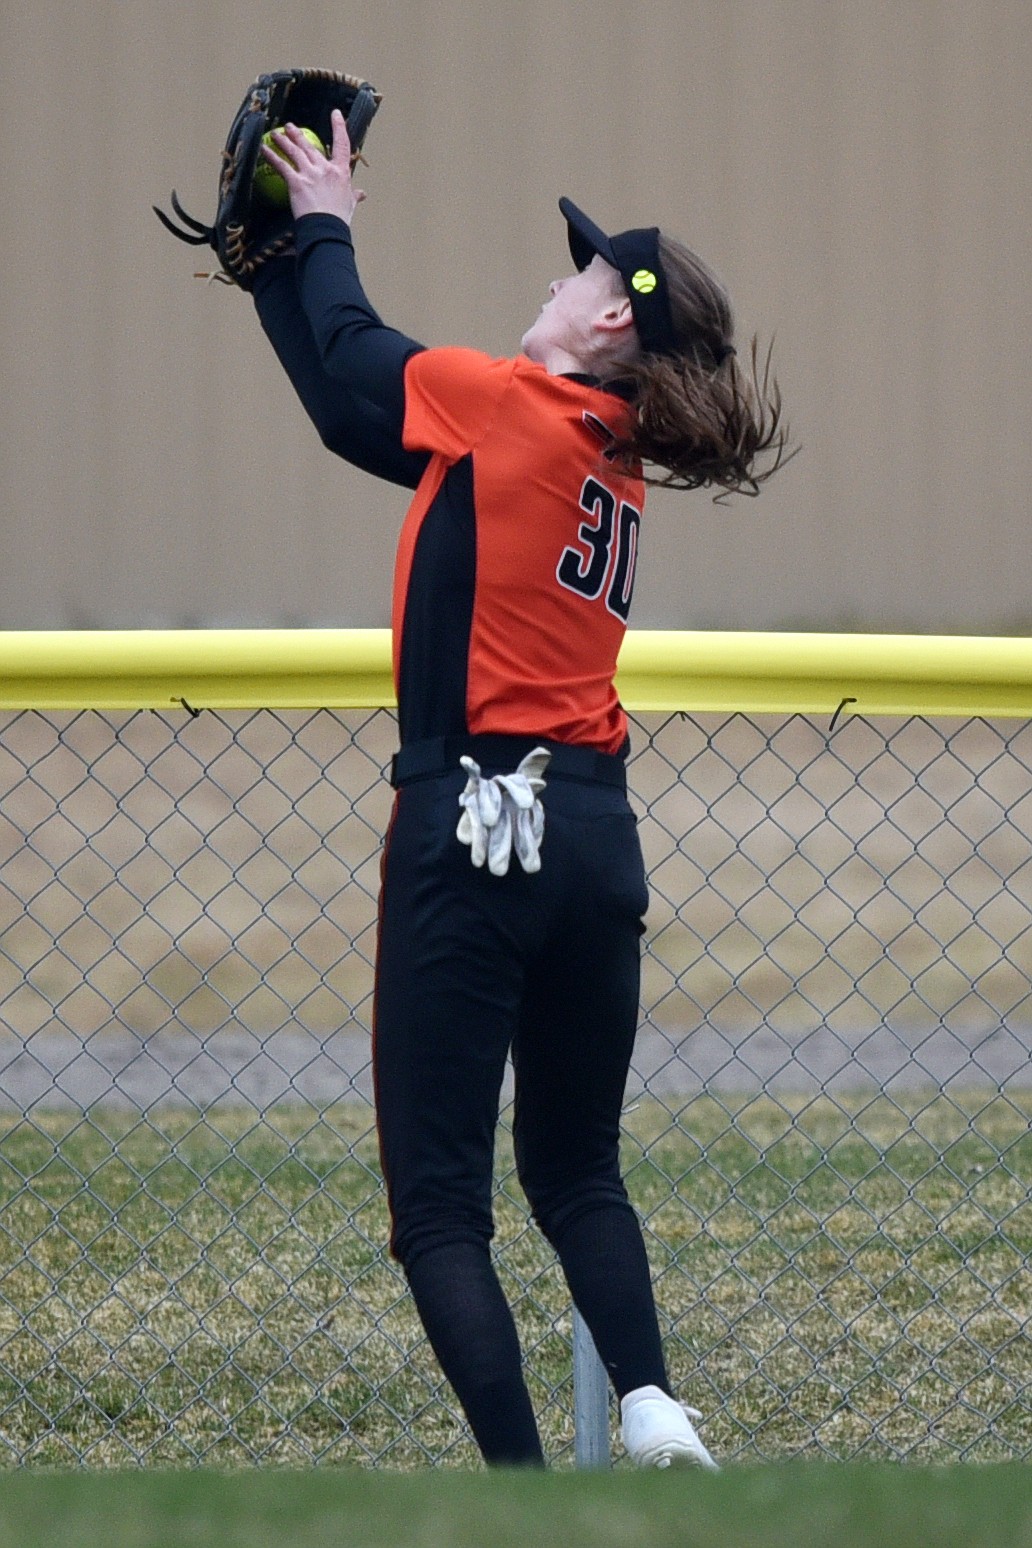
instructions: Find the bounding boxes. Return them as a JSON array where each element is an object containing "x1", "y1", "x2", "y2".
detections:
[{"x1": 608, "y1": 234, "x2": 794, "y2": 497}]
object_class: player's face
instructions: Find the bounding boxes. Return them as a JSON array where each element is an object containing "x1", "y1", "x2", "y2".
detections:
[{"x1": 521, "y1": 255, "x2": 631, "y2": 372}]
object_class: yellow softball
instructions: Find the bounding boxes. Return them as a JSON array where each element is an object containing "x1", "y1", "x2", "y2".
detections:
[{"x1": 253, "y1": 127, "x2": 326, "y2": 206}]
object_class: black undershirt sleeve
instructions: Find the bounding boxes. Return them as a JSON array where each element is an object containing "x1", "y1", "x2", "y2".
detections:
[
  {"x1": 252, "y1": 213, "x2": 429, "y2": 490},
  {"x1": 293, "y1": 213, "x2": 422, "y2": 422}
]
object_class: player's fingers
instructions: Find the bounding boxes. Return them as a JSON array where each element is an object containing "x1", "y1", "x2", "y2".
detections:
[
  {"x1": 330, "y1": 108, "x2": 353, "y2": 168},
  {"x1": 283, "y1": 122, "x2": 325, "y2": 165},
  {"x1": 260, "y1": 130, "x2": 289, "y2": 165},
  {"x1": 263, "y1": 127, "x2": 302, "y2": 178}
]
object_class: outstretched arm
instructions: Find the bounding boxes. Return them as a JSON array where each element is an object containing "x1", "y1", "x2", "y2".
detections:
[
  {"x1": 252, "y1": 259, "x2": 428, "y2": 489},
  {"x1": 262, "y1": 112, "x2": 423, "y2": 422}
]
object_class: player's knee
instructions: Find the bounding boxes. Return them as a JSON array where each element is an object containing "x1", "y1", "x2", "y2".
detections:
[
  {"x1": 390, "y1": 1208, "x2": 494, "y2": 1276},
  {"x1": 521, "y1": 1173, "x2": 630, "y2": 1249}
]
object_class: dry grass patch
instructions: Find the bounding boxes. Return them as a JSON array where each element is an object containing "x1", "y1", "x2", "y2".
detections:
[{"x1": 1, "y1": 1093, "x2": 1030, "y2": 1467}]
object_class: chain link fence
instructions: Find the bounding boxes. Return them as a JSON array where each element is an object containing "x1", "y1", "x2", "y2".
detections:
[{"x1": 1, "y1": 705, "x2": 1030, "y2": 1467}]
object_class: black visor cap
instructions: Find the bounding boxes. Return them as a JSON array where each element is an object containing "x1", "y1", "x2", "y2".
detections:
[{"x1": 559, "y1": 196, "x2": 678, "y2": 358}]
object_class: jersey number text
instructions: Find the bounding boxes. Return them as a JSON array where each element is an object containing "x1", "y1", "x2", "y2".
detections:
[{"x1": 556, "y1": 477, "x2": 641, "y2": 622}]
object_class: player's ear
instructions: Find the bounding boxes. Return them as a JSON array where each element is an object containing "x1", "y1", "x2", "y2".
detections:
[{"x1": 596, "y1": 296, "x2": 634, "y2": 335}]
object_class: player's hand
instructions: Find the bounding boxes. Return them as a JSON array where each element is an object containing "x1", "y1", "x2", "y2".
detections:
[{"x1": 262, "y1": 109, "x2": 367, "y2": 225}]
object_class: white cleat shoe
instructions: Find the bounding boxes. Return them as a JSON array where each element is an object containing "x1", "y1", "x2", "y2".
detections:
[{"x1": 620, "y1": 1384, "x2": 720, "y2": 1471}]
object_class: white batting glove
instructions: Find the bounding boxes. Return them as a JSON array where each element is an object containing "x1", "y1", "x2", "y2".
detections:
[{"x1": 456, "y1": 747, "x2": 551, "y2": 875}]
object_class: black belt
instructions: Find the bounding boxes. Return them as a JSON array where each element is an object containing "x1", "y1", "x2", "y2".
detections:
[{"x1": 390, "y1": 734, "x2": 628, "y2": 790}]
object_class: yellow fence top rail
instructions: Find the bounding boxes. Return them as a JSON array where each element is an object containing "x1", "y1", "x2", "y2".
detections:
[{"x1": 1, "y1": 629, "x2": 1031, "y2": 718}]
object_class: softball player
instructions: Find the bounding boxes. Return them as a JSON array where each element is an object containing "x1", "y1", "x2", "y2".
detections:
[{"x1": 256, "y1": 112, "x2": 786, "y2": 1469}]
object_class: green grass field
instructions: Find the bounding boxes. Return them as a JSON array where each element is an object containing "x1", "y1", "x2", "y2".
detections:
[
  {"x1": 2, "y1": 1093, "x2": 1031, "y2": 1469},
  {"x1": 1, "y1": 1461, "x2": 1031, "y2": 1548}
]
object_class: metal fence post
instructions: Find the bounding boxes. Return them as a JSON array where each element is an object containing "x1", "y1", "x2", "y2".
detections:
[{"x1": 572, "y1": 1308, "x2": 611, "y2": 1468}]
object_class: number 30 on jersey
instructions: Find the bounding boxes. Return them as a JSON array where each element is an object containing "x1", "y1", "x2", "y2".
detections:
[{"x1": 556, "y1": 476, "x2": 641, "y2": 622}]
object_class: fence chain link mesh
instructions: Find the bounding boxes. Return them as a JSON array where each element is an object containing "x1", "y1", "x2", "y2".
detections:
[{"x1": 1, "y1": 707, "x2": 1030, "y2": 1467}]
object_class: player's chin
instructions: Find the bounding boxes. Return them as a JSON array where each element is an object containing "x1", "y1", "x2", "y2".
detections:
[{"x1": 520, "y1": 324, "x2": 545, "y2": 362}]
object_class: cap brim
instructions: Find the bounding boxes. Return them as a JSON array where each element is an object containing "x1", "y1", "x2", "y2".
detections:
[{"x1": 559, "y1": 197, "x2": 618, "y2": 272}]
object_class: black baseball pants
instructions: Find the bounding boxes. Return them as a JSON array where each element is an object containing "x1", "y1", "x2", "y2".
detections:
[{"x1": 372, "y1": 736, "x2": 672, "y2": 1465}]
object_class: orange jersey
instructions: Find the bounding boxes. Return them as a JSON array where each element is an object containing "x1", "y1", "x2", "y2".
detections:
[{"x1": 397, "y1": 348, "x2": 645, "y2": 755}]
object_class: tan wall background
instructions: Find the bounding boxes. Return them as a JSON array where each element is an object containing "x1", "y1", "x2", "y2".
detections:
[{"x1": 1, "y1": 0, "x2": 1029, "y2": 633}]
